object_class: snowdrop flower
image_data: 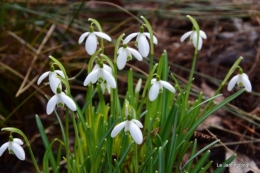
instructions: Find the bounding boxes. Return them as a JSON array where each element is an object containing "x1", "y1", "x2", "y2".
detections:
[
  {"x1": 149, "y1": 77, "x2": 176, "y2": 101},
  {"x1": 227, "y1": 69, "x2": 252, "y2": 92},
  {"x1": 111, "y1": 119, "x2": 143, "y2": 144},
  {"x1": 117, "y1": 44, "x2": 143, "y2": 70},
  {"x1": 0, "y1": 136, "x2": 25, "y2": 160},
  {"x1": 135, "y1": 78, "x2": 142, "y2": 93},
  {"x1": 37, "y1": 65, "x2": 65, "y2": 94},
  {"x1": 83, "y1": 62, "x2": 116, "y2": 89},
  {"x1": 111, "y1": 101, "x2": 143, "y2": 144},
  {"x1": 78, "y1": 26, "x2": 111, "y2": 55},
  {"x1": 180, "y1": 30, "x2": 207, "y2": 50},
  {"x1": 100, "y1": 81, "x2": 111, "y2": 94},
  {"x1": 123, "y1": 26, "x2": 158, "y2": 57},
  {"x1": 47, "y1": 87, "x2": 77, "y2": 115}
]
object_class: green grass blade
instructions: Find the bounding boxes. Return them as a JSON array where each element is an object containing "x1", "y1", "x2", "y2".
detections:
[{"x1": 35, "y1": 115, "x2": 57, "y2": 171}]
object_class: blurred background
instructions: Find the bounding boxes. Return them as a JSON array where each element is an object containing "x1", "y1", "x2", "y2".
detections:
[{"x1": 1, "y1": 0, "x2": 260, "y2": 172}]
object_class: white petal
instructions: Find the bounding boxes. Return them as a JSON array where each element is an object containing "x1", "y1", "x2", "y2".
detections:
[
  {"x1": 151, "y1": 78, "x2": 156, "y2": 84},
  {"x1": 94, "y1": 32, "x2": 112, "y2": 42},
  {"x1": 241, "y1": 73, "x2": 252, "y2": 92},
  {"x1": 100, "y1": 82, "x2": 106, "y2": 93},
  {"x1": 135, "y1": 78, "x2": 142, "y2": 93},
  {"x1": 54, "y1": 70, "x2": 65, "y2": 78},
  {"x1": 47, "y1": 95, "x2": 58, "y2": 115},
  {"x1": 86, "y1": 33, "x2": 97, "y2": 55},
  {"x1": 180, "y1": 31, "x2": 192, "y2": 42},
  {"x1": 160, "y1": 81, "x2": 176, "y2": 93},
  {"x1": 129, "y1": 121, "x2": 143, "y2": 144},
  {"x1": 102, "y1": 69, "x2": 116, "y2": 88},
  {"x1": 49, "y1": 72, "x2": 62, "y2": 94},
  {"x1": 11, "y1": 142, "x2": 25, "y2": 160},
  {"x1": 125, "y1": 121, "x2": 130, "y2": 132},
  {"x1": 83, "y1": 69, "x2": 99, "y2": 86},
  {"x1": 144, "y1": 33, "x2": 158, "y2": 44},
  {"x1": 137, "y1": 34, "x2": 149, "y2": 57},
  {"x1": 117, "y1": 47, "x2": 123, "y2": 54},
  {"x1": 123, "y1": 33, "x2": 139, "y2": 44},
  {"x1": 0, "y1": 142, "x2": 9, "y2": 156},
  {"x1": 93, "y1": 64, "x2": 99, "y2": 71},
  {"x1": 13, "y1": 138, "x2": 23, "y2": 145},
  {"x1": 200, "y1": 30, "x2": 207, "y2": 39},
  {"x1": 60, "y1": 92, "x2": 77, "y2": 111},
  {"x1": 103, "y1": 64, "x2": 112, "y2": 74},
  {"x1": 227, "y1": 75, "x2": 239, "y2": 91},
  {"x1": 198, "y1": 36, "x2": 203, "y2": 50},
  {"x1": 111, "y1": 121, "x2": 127, "y2": 137},
  {"x1": 149, "y1": 82, "x2": 160, "y2": 101},
  {"x1": 37, "y1": 71, "x2": 50, "y2": 85},
  {"x1": 128, "y1": 47, "x2": 143, "y2": 61},
  {"x1": 78, "y1": 32, "x2": 89, "y2": 44},
  {"x1": 132, "y1": 119, "x2": 143, "y2": 128},
  {"x1": 117, "y1": 49, "x2": 127, "y2": 70}
]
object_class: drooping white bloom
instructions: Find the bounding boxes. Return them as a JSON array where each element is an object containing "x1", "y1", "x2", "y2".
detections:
[
  {"x1": 149, "y1": 78, "x2": 176, "y2": 101},
  {"x1": 46, "y1": 88, "x2": 77, "y2": 115},
  {"x1": 83, "y1": 63, "x2": 116, "y2": 88},
  {"x1": 78, "y1": 26, "x2": 111, "y2": 55},
  {"x1": 111, "y1": 119, "x2": 143, "y2": 144},
  {"x1": 117, "y1": 45, "x2": 143, "y2": 70},
  {"x1": 37, "y1": 66, "x2": 65, "y2": 94},
  {"x1": 135, "y1": 78, "x2": 142, "y2": 93},
  {"x1": 100, "y1": 81, "x2": 111, "y2": 94},
  {"x1": 0, "y1": 137, "x2": 25, "y2": 160},
  {"x1": 227, "y1": 73, "x2": 252, "y2": 92},
  {"x1": 123, "y1": 26, "x2": 158, "y2": 57},
  {"x1": 180, "y1": 30, "x2": 207, "y2": 50}
]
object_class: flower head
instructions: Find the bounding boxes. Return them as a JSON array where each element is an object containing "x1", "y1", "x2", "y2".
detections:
[
  {"x1": 83, "y1": 63, "x2": 116, "y2": 88},
  {"x1": 227, "y1": 72, "x2": 252, "y2": 92},
  {"x1": 117, "y1": 44, "x2": 143, "y2": 70},
  {"x1": 180, "y1": 30, "x2": 207, "y2": 50},
  {"x1": 123, "y1": 26, "x2": 158, "y2": 57},
  {"x1": 100, "y1": 81, "x2": 111, "y2": 94},
  {"x1": 47, "y1": 88, "x2": 77, "y2": 115},
  {"x1": 149, "y1": 77, "x2": 176, "y2": 101},
  {"x1": 111, "y1": 119, "x2": 143, "y2": 144},
  {"x1": 0, "y1": 136, "x2": 25, "y2": 160},
  {"x1": 37, "y1": 65, "x2": 65, "y2": 94},
  {"x1": 78, "y1": 26, "x2": 111, "y2": 55}
]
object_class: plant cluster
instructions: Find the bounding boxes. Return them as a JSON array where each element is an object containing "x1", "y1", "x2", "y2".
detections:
[{"x1": 0, "y1": 15, "x2": 251, "y2": 173}]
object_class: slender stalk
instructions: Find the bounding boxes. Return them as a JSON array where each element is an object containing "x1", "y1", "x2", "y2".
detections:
[{"x1": 65, "y1": 107, "x2": 70, "y2": 173}]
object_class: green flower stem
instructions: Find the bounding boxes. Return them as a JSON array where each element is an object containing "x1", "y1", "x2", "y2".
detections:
[
  {"x1": 185, "y1": 15, "x2": 200, "y2": 107},
  {"x1": 65, "y1": 107, "x2": 71, "y2": 173},
  {"x1": 201, "y1": 56, "x2": 243, "y2": 115},
  {"x1": 134, "y1": 143, "x2": 138, "y2": 173},
  {"x1": 1, "y1": 127, "x2": 41, "y2": 173}
]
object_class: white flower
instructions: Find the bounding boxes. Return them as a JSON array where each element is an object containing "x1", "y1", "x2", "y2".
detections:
[
  {"x1": 135, "y1": 78, "x2": 142, "y2": 93},
  {"x1": 123, "y1": 26, "x2": 158, "y2": 57},
  {"x1": 227, "y1": 73, "x2": 252, "y2": 92},
  {"x1": 46, "y1": 89, "x2": 77, "y2": 115},
  {"x1": 78, "y1": 26, "x2": 111, "y2": 55},
  {"x1": 180, "y1": 30, "x2": 207, "y2": 50},
  {"x1": 100, "y1": 81, "x2": 111, "y2": 94},
  {"x1": 37, "y1": 66, "x2": 65, "y2": 94},
  {"x1": 83, "y1": 63, "x2": 116, "y2": 88},
  {"x1": 0, "y1": 137, "x2": 25, "y2": 160},
  {"x1": 111, "y1": 119, "x2": 143, "y2": 144},
  {"x1": 149, "y1": 78, "x2": 176, "y2": 101},
  {"x1": 117, "y1": 45, "x2": 143, "y2": 70}
]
